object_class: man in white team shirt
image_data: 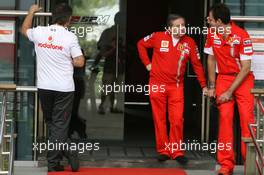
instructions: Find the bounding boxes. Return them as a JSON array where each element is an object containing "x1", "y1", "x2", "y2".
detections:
[{"x1": 21, "y1": 3, "x2": 84, "y2": 172}]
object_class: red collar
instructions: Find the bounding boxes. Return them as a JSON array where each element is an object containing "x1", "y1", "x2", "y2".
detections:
[{"x1": 229, "y1": 21, "x2": 237, "y2": 36}]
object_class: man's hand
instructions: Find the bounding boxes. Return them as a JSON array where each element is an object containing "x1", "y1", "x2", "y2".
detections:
[
  {"x1": 73, "y1": 55, "x2": 85, "y2": 67},
  {"x1": 217, "y1": 90, "x2": 233, "y2": 104},
  {"x1": 202, "y1": 87, "x2": 208, "y2": 96},
  {"x1": 28, "y1": 4, "x2": 42, "y2": 15},
  {"x1": 146, "y1": 64, "x2": 152, "y2": 71},
  {"x1": 208, "y1": 88, "x2": 216, "y2": 98},
  {"x1": 21, "y1": 4, "x2": 42, "y2": 38}
]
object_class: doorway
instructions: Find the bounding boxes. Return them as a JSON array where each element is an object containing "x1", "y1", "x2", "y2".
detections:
[{"x1": 125, "y1": 0, "x2": 207, "y2": 145}]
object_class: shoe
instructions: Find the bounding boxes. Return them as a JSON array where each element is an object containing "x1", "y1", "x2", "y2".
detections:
[
  {"x1": 67, "y1": 150, "x2": 80, "y2": 172},
  {"x1": 48, "y1": 165, "x2": 64, "y2": 172},
  {"x1": 174, "y1": 156, "x2": 188, "y2": 165},
  {"x1": 218, "y1": 168, "x2": 233, "y2": 175},
  {"x1": 98, "y1": 106, "x2": 105, "y2": 115},
  {"x1": 157, "y1": 154, "x2": 170, "y2": 162},
  {"x1": 110, "y1": 107, "x2": 123, "y2": 113},
  {"x1": 76, "y1": 118, "x2": 87, "y2": 139}
]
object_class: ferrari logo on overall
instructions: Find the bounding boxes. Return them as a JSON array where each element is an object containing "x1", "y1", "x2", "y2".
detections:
[
  {"x1": 177, "y1": 43, "x2": 190, "y2": 54},
  {"x1": 177, "y1": 43, "x2": 184, "y2": 51},
  {"x1": 227, "y1": 37, "x2": 233, "y2": 44}
]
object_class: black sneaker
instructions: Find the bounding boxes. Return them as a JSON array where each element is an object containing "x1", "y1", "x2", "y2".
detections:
[
  {"x1": 157, "y1": 154, "x2": 170, "y2": 162},
  {"x1": 175, "y1": 156, "x2": 188, "y2": 165},
  {"x1": 98, "y1": 106, "x2": 105, "y2": 115},
  {"x1": 48, "y1": 165, "x2": 64, "y2": 172},
  {"x1": 67, "y1": 150, "x2": 80, "y2": 172}
]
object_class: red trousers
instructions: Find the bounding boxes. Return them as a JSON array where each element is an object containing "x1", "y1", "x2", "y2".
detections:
[
  {"x1": 149, "y1": 79, "x2": 184, "y2": 159},
  {"x1": 216, "y1": 73, "x2": 255, "y2": 172}
]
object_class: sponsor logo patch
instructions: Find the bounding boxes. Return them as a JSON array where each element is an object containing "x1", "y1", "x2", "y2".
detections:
[
  {"x1": 244, "y1": 46, "x2": 253, "y2": 53},
  {"x1": 214, "y1": 39, "x2": 221, "y2": 45},
  {"x1": 243, "y1": 39, "x2": 252, "y2": 45},
  {"x1": 37, "y1": 36, "x2": 63, "y2": 50},
  {"x1": 37, "y1": 43, "x2": 63, "y2": 50},
  {"x1": 48, "y1": 36, "x2": 53, "y2": 44},
  {"x1": 161, "y1": 40, "x2": 169, "y2": 48},
  {"x1": 184, "y1": 48, "x2": 190, "y2": 54},
  {"x1": 160, "y1": 48, "x2": 169, "y2": 52},
  {"x1": 232, "y1": 38, "x2": 240, "y2": 44}
]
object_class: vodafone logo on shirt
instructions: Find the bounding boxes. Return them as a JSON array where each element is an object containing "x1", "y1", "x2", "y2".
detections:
[{"x1": 37, "y1": 36, "x2": 63, "y2": 51}]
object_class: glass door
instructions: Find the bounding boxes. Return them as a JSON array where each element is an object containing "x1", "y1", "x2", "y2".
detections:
[{"x1": 67, "y1": 0, "x2": 126, "y2": 140}]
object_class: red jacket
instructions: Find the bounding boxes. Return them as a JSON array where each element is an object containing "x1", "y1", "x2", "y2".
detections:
[
  {"x1": 137, "y1": 31, "x2": 206, "y2": 87},
  {"x1": 204, "y1": 22, "x2": 254, "y2": 75}
]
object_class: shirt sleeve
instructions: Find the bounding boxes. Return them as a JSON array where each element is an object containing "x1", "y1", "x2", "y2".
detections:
[
  {"x1": 70, "y1": 35, "x2": 83, "y2": 58},
  {"x1": 26, "y1": 27, "x2": 41, "y2": 43},
  {"x1": 240, "y1": 31, "x2": 253, "y2": 61},
  {"x1": 190, "y1": 40, "x2": 207, "y2": 88},
  {"x1": 137, "y1": 33, "x2": 156, "y2": 66},
  {"x1": 204, "y1": 33, "x2": 214, "y2": 56}
]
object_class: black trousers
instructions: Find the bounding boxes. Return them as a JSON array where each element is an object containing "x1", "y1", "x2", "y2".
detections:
[{"x1": 38, "y1": 89, "x2": 74, "y2": 167}]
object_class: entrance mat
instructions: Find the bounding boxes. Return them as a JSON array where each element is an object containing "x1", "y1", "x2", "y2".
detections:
[{"x1": 48, "y1": 168, "x2": 187, "y2": 175}]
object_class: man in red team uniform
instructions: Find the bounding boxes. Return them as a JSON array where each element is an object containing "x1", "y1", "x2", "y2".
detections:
[
  {"x1": 137, "y1": 14, "x2": 207, "y2": 164},
  {"x1": 204, "y1": 4, "x2": 255, "y2": 175}
]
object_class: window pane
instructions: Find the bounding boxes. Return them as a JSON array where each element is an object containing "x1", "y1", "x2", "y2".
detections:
[{"x1": 0, "y1": 0, "x2": 16, "y2": 10}]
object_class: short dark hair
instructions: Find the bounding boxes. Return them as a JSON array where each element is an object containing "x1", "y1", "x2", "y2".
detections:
[
  {"x1": 52, "y1": 3, "x2": 72, "y2": 25},
  {"x1": 210, "y1": 3, "x2": 231, "y2": 24},
  {"x1": 167, "y1": 14, "x2": 185, "y2": 27}
]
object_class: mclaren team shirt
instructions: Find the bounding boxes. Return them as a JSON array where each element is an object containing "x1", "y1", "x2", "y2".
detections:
[{"x1": 27, "y1": 24, "x2": 83, "y2": 92}]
